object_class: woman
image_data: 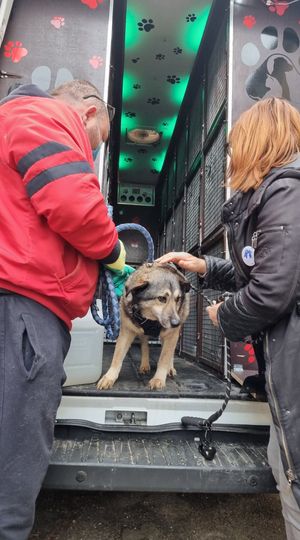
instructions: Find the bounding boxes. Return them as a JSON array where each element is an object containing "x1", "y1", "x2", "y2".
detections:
[{"x1": 157, "y1": 97, "x2": 300, "y2": 539}]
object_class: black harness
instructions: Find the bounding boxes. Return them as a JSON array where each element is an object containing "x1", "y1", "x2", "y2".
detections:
[{"x1": 130, "y1": 307, "x2": 162, "y2": 338}]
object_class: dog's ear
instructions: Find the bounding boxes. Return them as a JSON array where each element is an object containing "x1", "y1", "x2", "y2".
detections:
[
  {"x1": 180, "y1": 280, "x2": 191, "y2": 293},
  {"x1": 165, "y1": 263, "x2": 191, "y2": 293},
  {"x1": 125, "y1": 279, "x2": 149, "y2": 298}
]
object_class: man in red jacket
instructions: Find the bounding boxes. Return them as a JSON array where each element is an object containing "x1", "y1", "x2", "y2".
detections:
[{"x1": 0, "y1": 80, "x2": 125, "y2": 540}]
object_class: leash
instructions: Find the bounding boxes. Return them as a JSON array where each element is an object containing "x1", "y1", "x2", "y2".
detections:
[
  {"x1": 181, "y1": 291, "x2": 233, "y2": 460},
  {"x1": 90, "y1": 223, "x2": 154, "y2": 340}
]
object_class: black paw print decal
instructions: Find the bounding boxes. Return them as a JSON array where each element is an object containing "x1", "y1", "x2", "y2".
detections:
[
  {"x1": 138, "y1": 18, "x2": 155, "y2": 32},
  {"x1": 133, "y1": 83, "x2": 141, "y2": 89},
  {"x1": 151, "y1": 158, "x2": 157, "y2": 162},
  {"x1": 125, "y1": 111, "x2": 136, "y2": 118},
  {"x1": 131, "y1": 57, "x2": 140, "y2": 63},
  {"x1": 137, "y1": 148, "x2": 148, "y2": 154},
  {"x1": 173, "y1": 47, "x2": 182, "y2": 55},
  {"x1": 124, "y1": 157, "x2": 133, "y2": 163},
  {"x1": 162, "y1": 121, "x2": 168, "y2": 126},
  {"x1": 151, "y1": 168, "x2": 159, "y2": 174},
  {"x1": 167, "y1": 75, "x2": 181, "y2": 84},
  {"x1": 186, "y1": 13, "x2": 197, "y2": 22},
  {"x1": 155, "y1": 53, "x2": 165, "y2": 60},
  {"x1": 147, "y1": 97, "x2": 160, "y2": 105},
  {"x1": 242, "y1": 26, "x2": 300, "y2": 101}
]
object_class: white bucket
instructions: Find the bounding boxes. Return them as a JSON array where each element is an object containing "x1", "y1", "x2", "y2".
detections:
[{"x1": 63, "y1": 305, "x2": 104, "y2": 387}]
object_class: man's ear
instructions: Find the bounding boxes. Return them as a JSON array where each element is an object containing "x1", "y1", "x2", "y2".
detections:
[
  {"x1": 125, "y1": 280, "x2": 149, "y2": 298},
  {"x1": 83, "y1": 104, "x2": 97, "y2": 125}
]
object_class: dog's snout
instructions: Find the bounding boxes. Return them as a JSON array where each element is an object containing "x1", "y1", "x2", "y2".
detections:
[{"x1": 171, "y1": 318, "x2": 180, "y2": 328}]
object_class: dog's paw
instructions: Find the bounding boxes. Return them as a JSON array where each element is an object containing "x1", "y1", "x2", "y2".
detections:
[
  {"x1": 139, "y1": 363, "x2": 151, "y2": 374},
  {"x1": 168, "y1": 367, "x2": 177, "y2": 377},
  {"x1": 96, "y1": 374, "x2": 116, "y2": 390},
  {"x1": 148, "y1": 377, "x2": 165, "y2": 390}
]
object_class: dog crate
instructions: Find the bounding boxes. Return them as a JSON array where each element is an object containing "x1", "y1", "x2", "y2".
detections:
[
  {"x1": 175, "y1": 128, "x2": 187, "y2": 199},
  {"x1": 157, "y1": 229, "x2": 166, "y2": 259},
  {"x1": 187, "y1": 86, "x2": 203, "y2": 172},
  {"x1": 185, "y1": 167, "x2": 201, "y2": 252},
  {"x1": 205, "y1": 18, "x2": 227, "y2": 135},
  {"x1": 173, "y1": 199, "x2": 184, "y2": 252},
  {"x1": 202, "y1": 125, "x2": 226, "y2": 241},
  {"x1": 165, "y1": 216, "x2": 174, "y2": 253},
  {"x1": 167, "y1": 158, "x2": 176, "y2": 212},
  {"x1": 181, "y1": 266, "x2": 198, "y2": 359},
  {"x1": 200, "y1": 237, "x2": 226, "y2": 373}
]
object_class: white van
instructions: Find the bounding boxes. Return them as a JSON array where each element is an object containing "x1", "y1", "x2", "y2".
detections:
[{"x1": 1, "y1": 0, "x2": 296, "y2": 493}]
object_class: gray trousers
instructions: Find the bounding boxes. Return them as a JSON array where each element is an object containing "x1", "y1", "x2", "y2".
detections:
[
  {"x1": 0, "y1": 293, "x2": 70, "y2": 540},
  {"x1": 268, "y1": 422, "x2": 300, "y2": 540}
]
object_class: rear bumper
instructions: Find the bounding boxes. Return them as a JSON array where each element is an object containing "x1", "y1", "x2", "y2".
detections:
[{"x1": 44, "y1": 426, "x2": 276, "y2": 493}]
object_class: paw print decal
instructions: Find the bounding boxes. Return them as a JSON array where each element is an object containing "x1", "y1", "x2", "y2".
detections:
[
  {"x1": 243, "y1": 343, "x2": 256, "y2": 365},
  {"x1": 147, "y1": 97, "x2": 160, "y2": 105},
  {"x1": 138, "y1": 19, "x2": 155, "y2": 32},
  {"x1": 80, "y1": 0, "x2": 104, "y2": 9},
  {"x1": 167, "y1": 75, "x2": 180, "y2": 84},
  {"x1": 124, "y1": 157, "x2": 133, "y2": 163},
  {"x1": 125, "y1": 111, "x2": 136, "y2": 118},
  {"x1": 267, "y1": 0, "x2": 289, "y2": 17},
  {"x1": 243, "y1": 15, "x2": 256, "y2": 29},
  {"x1": 133, "y1": 83, "x2": 141, "y2": 89},
  {"x1": 173, "y1": 47, "x2": 183, "y2": 55},
  {"x1": 137, "y1": 148, "x2": 148, "y2": 154},
  {"x1": 51, "y1": 16, "x2": 65, "y2": 29},
  {"x1": 3, "y1": 41, "x2": 28, "y2": 63},
  {"x1": 131, "y1": 57, "x2": 140, "y2": 63},
  {"x1": 241, "y1": 25, "x2": 300, "y2": 101},
  {"x1": 186, "y1": 13, "x2": 197, "y2": 22},
  {"x1": 155, "y1": 53, "x2": 165, "y2": 60},
  {"x1": 89, "y1": 55, "x2": 103, "y2": 69}
]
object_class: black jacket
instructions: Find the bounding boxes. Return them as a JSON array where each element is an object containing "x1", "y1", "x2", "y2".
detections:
[{"x1": 200, "y1": 157, "x2": 300, "y2": 506}]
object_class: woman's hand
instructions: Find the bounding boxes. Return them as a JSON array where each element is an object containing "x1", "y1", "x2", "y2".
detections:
[
  {"x1": 206, "y1": 302, "x2": 223, "y2": 327},
  {"x1": 155, "y1": 252, "x2": 207, "y2": 275}
]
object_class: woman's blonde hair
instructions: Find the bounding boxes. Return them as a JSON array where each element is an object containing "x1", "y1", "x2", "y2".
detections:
[{"x1": 227, "y1": 97, "x2": 300, "y2": 192}]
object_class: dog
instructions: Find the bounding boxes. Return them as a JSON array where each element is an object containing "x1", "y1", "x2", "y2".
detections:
[{"x1": 97, "y1": 262, "x2": 190, "y2": 391}]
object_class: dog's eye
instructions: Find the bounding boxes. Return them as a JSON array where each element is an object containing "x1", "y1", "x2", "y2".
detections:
[{"x1": 157, "y1": 296, "x2": 167, "y2": 303}]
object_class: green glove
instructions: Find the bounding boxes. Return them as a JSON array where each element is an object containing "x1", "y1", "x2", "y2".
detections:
[{"x1": 109, "y1": 264, "x2": 136, "y2": 298}]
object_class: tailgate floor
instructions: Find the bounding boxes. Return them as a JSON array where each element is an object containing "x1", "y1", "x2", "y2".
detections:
[{"x1": 63, "y1": 344, "x2": 248, "y2": 400}]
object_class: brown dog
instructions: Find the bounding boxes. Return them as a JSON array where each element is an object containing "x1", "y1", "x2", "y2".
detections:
[{"x1": 97, "y1": 262, "x2": 190, "y2": 390}]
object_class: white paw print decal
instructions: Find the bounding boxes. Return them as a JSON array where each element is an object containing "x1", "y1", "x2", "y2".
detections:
[{"x1": 241, "y1": 25, "x2": 300, "y2": 101}]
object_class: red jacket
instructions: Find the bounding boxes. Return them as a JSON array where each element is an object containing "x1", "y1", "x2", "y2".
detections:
[{"x1": 0, "y1": 85, "x2": 119, "y2": 329}]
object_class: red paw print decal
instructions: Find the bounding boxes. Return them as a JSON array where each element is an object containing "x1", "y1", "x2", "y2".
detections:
[
  {"x1": 89, "y1": 55, "x2": 103, "y2": 69},
  {"x1": 51, "y1": 16, "x2": 65, "y2": 29},
  {"x1": 80, "y1": 0, "x2": 104, "y2": 9},
  {"x1": 243, "y1": 15, "x2": 256, "y2": 29},
  {"x1": 243, "y1": 343, "x2": 256, "y2": 364},
  {"x1": 3, "y1": 41, "x2": 28, "y2": 63},
  {"x1": 267, "y1": 0, "x2": 289, "y2": 16}
]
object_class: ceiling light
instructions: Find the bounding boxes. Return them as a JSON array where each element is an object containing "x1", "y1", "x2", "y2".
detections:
[{"x1": 126, "y1": 127, "x2": 161, "y2": 145}]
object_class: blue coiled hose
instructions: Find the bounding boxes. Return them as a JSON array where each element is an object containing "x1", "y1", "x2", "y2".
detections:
[{"x1": 90, "y1": 223, "x2": 154, "y2": 340}]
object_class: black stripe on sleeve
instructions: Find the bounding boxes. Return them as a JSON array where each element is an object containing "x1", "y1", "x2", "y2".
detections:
[
  {"x1": 17, "y1": 142, "x2": 72, "y2": 176},
  {"x1": 100, "y1": 240, "x2": 121, "y2": 264},
  {"x1": 26, "y1": 161, "x2": 93, "y2": 197}
]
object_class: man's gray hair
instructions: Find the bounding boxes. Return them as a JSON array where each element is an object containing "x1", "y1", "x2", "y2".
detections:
[{"x1": 51, "y1": 79, "x2": 106, "y2": 115}]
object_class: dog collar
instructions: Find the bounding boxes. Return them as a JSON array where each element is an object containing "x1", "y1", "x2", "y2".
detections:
[{"x1": 131, "y1": 310, "x2": 162, "y2": 338}]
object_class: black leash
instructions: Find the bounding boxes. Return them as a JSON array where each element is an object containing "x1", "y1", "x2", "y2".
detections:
[{"x1": 181, "y1": 291, "x2": 232, "y2": 460}]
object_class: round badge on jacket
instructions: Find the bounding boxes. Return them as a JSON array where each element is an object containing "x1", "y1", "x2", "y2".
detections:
[{"x1": 242, "y1": 246, "x2": 255, "y2": 266}]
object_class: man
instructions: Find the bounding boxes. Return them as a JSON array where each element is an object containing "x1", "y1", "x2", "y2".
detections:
[{"x1": 0, "y1": 80, "x2": 124, "y2": 539}]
